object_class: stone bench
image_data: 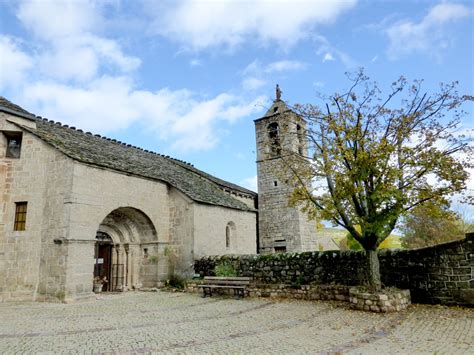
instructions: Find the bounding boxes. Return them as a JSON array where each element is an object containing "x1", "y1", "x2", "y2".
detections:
[{"x1": 198, "y1": 276, "x2": 252, "y2": 299}]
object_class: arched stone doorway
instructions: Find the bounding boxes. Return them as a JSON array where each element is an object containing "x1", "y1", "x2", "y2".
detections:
[{"x1": 93, "y1": 207, "x2": 158, "y2": 292}]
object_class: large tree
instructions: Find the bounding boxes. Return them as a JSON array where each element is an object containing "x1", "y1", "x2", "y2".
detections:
[
  {"x1": 401, "y1": 201, "x2": 470, "y2": 249},
  {"x1": 278, "y1": 71, "x2": 473, "y2": 290}
]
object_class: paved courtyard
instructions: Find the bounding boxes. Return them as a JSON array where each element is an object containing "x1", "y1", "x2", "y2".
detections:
[{"x1": 0, "y1": 292, "x2": 472, "y2": 354}]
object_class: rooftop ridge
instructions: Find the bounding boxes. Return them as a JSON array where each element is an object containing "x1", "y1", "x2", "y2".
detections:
[{"x1": 35, "y1": 116, "x2": 196, "y2": 166}]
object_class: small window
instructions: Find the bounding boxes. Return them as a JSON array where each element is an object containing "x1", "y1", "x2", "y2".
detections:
[
  {"x1": 5, "y1": 132, "x2": 22, "y2": 159},
  {"x1": 273, "y1": 181, "x2": 278, "y2": 187},
  {"x1": 226, "y1": 222, "x2": 236, "y2": 249},
  {"x1": 274, "y1": 246, "x2": 287, "y2": 253},
  {"x1": 296, "y1": 124, "x2": 304, "y2": 155},
  {"x1": 14, "y1": 202, "x2": 27, "y2": 231}
]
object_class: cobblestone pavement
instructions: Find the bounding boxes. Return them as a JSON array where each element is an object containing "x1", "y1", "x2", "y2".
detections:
[{"x1": 0, "y1": 292, "x2": 472, "y2": 354}]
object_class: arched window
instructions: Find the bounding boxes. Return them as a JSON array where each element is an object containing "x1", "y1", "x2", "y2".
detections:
[
  {"x1": 268, "y1": 122, "x2": 281, "y2": 154},
  {"x1": 226, "y1": 222, "x2": 236, "y2": 249}
]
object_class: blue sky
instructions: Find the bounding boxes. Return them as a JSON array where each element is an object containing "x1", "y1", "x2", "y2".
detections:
[{"x1": 1, "y1": 0, "x2": 473, "y2": 206}]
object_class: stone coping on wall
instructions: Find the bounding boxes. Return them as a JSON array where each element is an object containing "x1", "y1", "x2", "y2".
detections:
[
  {"x1": 187, "y1": 281, "x2": 410, "y2": 312},
  {"x1": 349, "y1": 287, "x2": 411, "y2": 312}
]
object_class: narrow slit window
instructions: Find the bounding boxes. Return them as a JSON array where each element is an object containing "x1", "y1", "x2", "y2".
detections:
[
  {"x1": 225, "y1": 222, "x2": 235, "y2": 249},
  {"x1": 14, "y1": 202, "x2": 27, "y2": 231},
  {"x1": 296, "y1": 124, "x2": 304, "y2": 155}
]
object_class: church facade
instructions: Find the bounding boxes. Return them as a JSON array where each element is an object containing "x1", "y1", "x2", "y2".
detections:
[
  {"x1": 0, "y1": 92, "x2": 323, "y2": 302},
  {"x1": 0, "y1": 97, "x2": 257, "y2": 302}
]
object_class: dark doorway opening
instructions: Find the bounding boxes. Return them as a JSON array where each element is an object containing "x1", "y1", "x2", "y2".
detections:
[{"x1": 94, "y1": 232, "x2": 112, "y2": 292}]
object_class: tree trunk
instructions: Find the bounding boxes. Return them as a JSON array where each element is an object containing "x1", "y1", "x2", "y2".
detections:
[{"x1": 367, "y1": 249, "x2": 382, "y2": 291}]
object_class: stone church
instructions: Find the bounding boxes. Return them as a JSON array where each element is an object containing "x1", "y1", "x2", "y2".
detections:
[{"x1": 0, "y1": 92, "x2": 319, "y2": 302}]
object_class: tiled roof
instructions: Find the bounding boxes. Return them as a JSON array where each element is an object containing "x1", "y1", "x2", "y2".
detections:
[
  {"x1": 1, "y1": 97, "x2": 256, "y2": 211},
  {"x1": 0, "y1": 96, "x2": 34, "y2": 116}
]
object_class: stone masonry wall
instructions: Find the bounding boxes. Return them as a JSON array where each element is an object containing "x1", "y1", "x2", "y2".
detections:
[
  {"x1": 379, "y1": 234, "x2": 473, "y2": 305},
  {"x1": 255, "y1": 110, "x2": 318, "y2": 254},
  {"x1": 195, "y1": 234, "x2": 473, "y2": 305},
  {"x1": 193, "y1": 204, "x2": 257, "y2": 259},
  {"x1": 1, "y1": 114, "x2": 75, "y2": 302}
]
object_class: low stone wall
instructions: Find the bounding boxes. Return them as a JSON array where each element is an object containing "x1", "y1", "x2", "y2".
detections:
[
  {"x1": 194, "y1": 233, "x2": 473, "y2": 306},
  {"x1": 379, "y1": 234, "x2": 473, "y2": 305},
  {"x1": 247, "y1": 283, "x2": 350, "y2": 301},
  {"x1": 195, "y1": 251, "x2": 368, "y2": 286},
  {"x1": 188, "y1": 282, "x2": 350, "y2": 301},
  {"x1": 187, "y1": 282, "x2": 408, "y2": 312},
  {"x1": 349, "y1": 287, "x2": 411, "y2": 312}
]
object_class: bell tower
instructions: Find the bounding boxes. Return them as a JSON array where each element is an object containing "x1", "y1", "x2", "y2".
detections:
[{"x1": 254, "y1": 85, "x2": 318, "y2": 253}]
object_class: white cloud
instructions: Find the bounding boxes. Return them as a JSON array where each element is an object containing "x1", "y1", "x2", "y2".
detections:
[
  {"x1": 386, "y1": 3, "x2": 472, "y2": 59},
  {"x1": 190, "y1": 59, "x2": 202, "y2": 67},
  {"x1": 322, "y1": 52, "x2": 335, "y2": 62},
  {"x1": 242, "y1": 77, "x2": 266, "y2": 91},
  {"x1": 3, "y1": 0, "x2": 274, "y2": 153},
  {"x1": 0, "y1": 36, "x2": 33, "y2": 90},
  {"x1": 241, "y1": 59, "x2": 306, "y2": 93},
  {"x1": 265, "y1": 60, "x2": 306, "y2": 73},
  {"x1": 23, "y1": 77, "x2": 139, "y2": 132},
  {"x1": 149, "y1": 0, "x2": 357, "y2": 50},
  {"x1": 314, "y1": 35, "x2": 357, "y2": 68},
  {"x1": 240, "y1": 175, "x2": 258, "y2": 192},
  {"x1": 15, "y1": 0, "x2": 140, "y2": 82},
  {"x1": 243, "y1": 59, "x2": 306, "y2": 77},
  {"x1": 16, "y1": 0, "x2": 101, "y2": 40},
  {"x1": 38, "y1": 36, "x2": 140, "y2": 82},
  {"x1": 21, "y1": 77, "x2": 264, "y2": 152}
]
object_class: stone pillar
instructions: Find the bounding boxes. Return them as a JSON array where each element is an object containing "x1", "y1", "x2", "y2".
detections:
[
  {"x1": 124, "y1": 243, "x2": 130, "y2": 291},
  {"x1": 63, "y1": 239, "x2": 95, "y2": 302},
  {"x1": 115, "y1": 244, "x2": 122, "y2": 290},
  {"x1": 131, "y1": 244, "x2": 141, "y2": 289}
]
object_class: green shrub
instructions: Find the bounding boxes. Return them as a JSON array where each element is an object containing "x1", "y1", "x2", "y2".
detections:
[
  {"x1": 166, "y1": 274, "x2": 186, "y2": 289},
  {"x1": 148, "y1": 255, "x2": 158, "y2": 264},
  {"x1": 214, "y1": 262, "x2": 237, "y2": 277}
]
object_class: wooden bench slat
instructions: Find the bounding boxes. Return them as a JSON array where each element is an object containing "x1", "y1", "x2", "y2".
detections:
[
  {"x1": 198, "y1": 285, "x2": 245, "y2": 289},
  {"x1": 202, "y1": 281, "x2": 249, "y2": 285},
  {"x1": 198, "y1": 276, "x2": 252, "y2": 299},
  {"x1": 204, "y1": 277, "x2": 252, "y2": 281}
]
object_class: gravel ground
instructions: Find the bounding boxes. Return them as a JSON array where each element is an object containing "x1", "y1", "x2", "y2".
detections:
[{"x1": 0, "y1": 291, "x2": 472, "y2": 354}]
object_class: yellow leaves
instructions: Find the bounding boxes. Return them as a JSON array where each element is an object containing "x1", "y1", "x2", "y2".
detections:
[{"x1": 378, "y1": 235, "x2": 403, "y2": 249}]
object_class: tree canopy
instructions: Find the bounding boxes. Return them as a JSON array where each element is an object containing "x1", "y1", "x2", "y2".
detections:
[
  {"x1": 401, "y1": 201, "x2": 471, "y2": 249},
  {"x1": 278, "y1": 70, "x2": 473, "y2": 289}
]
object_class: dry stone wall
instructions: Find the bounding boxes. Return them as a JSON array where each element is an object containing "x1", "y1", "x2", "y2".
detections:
[
  {"x1": 195, "y1": 234, "x2": 473, "y2": 306},
  {"x1": 379, "y1": 233, "x2": 473, "y2": 305}
]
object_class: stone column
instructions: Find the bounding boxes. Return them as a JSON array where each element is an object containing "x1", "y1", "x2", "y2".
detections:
[{"x1": 115, "y1": 244, "x2": 122, "y2": 291}]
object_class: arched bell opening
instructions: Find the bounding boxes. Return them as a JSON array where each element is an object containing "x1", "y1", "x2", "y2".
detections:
[{"x1": 94, "y1": 207, "x2": 158, "y2": 292}]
